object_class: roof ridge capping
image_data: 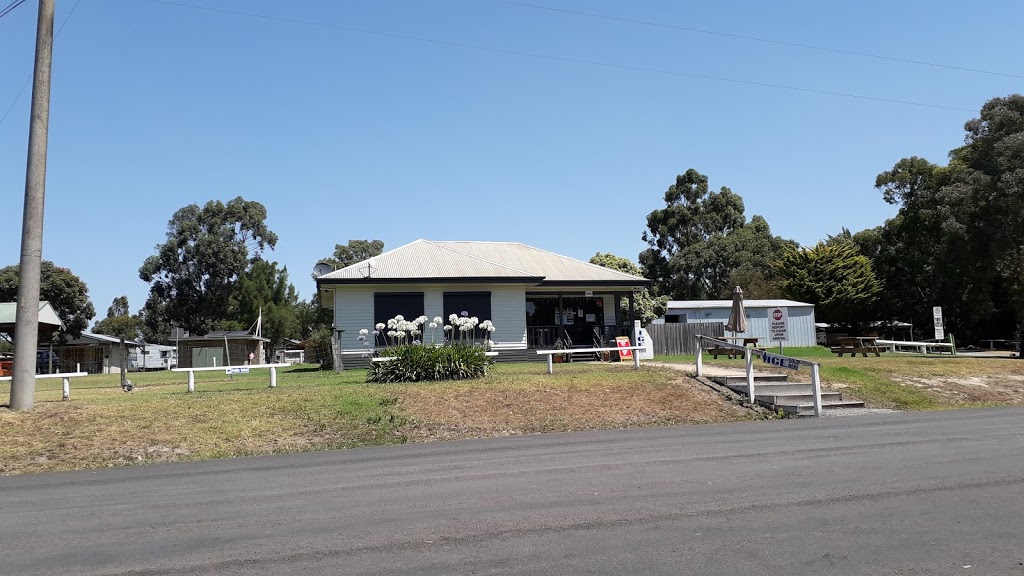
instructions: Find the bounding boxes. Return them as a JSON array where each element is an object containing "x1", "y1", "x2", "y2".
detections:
[
  {"x1": 421, "y1": 240, "x2": 537, "y2": 276},
  {"x1": 516, "y1": 243, "x2": 649, "y2": 282},
  {"x1": 329, "y1": 239, "x2": 428, "y2": 274}
]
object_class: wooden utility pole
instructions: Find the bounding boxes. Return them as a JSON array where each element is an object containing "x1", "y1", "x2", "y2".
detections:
[{"x1": 10, "y1": 0, "x2": 56, "y2": 411}]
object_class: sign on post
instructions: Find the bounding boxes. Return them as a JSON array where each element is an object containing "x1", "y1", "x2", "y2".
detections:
[
  {"x1": 769, "y1": 307, "x2": 789, "y2": 342},
  {"x1": 933, "y1": 306, "x2": 944, "y2": 340},
  {"x1": 226, "y1": 367, "x2": 250, "y2": 375},
  {"x1": 762, "y1": 351, "x2": 800, "y2": 371}
]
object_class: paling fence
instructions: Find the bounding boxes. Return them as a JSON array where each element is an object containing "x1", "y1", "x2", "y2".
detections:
[{"x1": 645, "y1": 322, "x2": 725, "y2": 356}]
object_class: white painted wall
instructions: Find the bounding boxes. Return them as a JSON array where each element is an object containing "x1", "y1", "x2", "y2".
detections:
[{"x1": 333, "y1": 284, "x2": 528, "y2": 352}]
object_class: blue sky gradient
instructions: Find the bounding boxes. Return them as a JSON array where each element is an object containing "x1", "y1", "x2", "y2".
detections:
[{"x1": 1, "y1": 0, "x2": 1021, "y2": 319}]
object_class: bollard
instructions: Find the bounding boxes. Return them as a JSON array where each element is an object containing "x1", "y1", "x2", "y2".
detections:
[
  {"x1": 695, "y1": 338, "x2": 703, "y2": 377},
  {"x1": 745, "y1": 349, "x2": 755, "y2": 403},
  {"x1": 62, "y1": 377, "x2": 70, "y2": 401},
  {"x1": 269, "y1": 366, "x2": 277, "y2": 388},
  {"x1": 811, "y1": 364, "x2": 823, "y2": 417},
  {"x1": 547, "y1": 354, "x2": 553, "y2": 375},
  {"x1": 187, "y1": 370, "x2": 195, "y2": 393}
]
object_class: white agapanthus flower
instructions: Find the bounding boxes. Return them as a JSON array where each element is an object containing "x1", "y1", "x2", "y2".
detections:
[
  {"x1": 428, "y1": 322, "x2": 437, "y2": 329},
  {"x1": 395, "y1": 315, "x2": 404, "y2": 321},
  {"x1": 433, "y1": 316, "x2": 442, "y2": 325},
  {"x1": 359, "y1": 328, "x2": 369, "y2": 336},
  {"x1": 449, "y1": 314, "x2": 458, "y2": 323},
  {"x1": 444, "y1": 325, "x2": 452, "y2": 331},
  {"x1": 375, "y1": 323, "x2": 385, "y2": 331}
]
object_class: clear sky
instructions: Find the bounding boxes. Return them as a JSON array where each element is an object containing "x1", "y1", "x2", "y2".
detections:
[{"x1": 1, "y1": 0, "x2": 1021, "y2": 321}]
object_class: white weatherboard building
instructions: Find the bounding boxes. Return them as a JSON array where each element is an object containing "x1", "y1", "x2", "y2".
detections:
[
  {"x1": 657, "y1": 299, "x2": 817, "y2": 347},
  {"x1": 314, "y1": 240, "x2": 651, "y2": 367}
]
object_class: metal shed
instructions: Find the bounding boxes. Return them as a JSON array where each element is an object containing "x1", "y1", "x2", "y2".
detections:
[{"x1": 656, "y1": 299, "x2": 818, "y2": 347}]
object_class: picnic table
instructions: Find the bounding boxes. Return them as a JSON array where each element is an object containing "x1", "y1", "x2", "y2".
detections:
[
  {"x1": 980, "y1": 339, "x2": 1021, "y2": 351},
  {"x1": 709, "y1": 336, "x2": 765, "y2": 359},
  {"x1": 832, "y1": 336, "x2": 884, "y2": 357}
]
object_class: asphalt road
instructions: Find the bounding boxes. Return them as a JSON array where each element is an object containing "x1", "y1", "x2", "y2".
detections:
[{"x1": 2, "y1": 408, "x2": 1023, "y2": 575}]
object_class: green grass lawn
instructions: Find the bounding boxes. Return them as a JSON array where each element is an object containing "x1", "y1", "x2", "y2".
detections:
[
  {"x1": 0, "y1": 362, "x2": 753, "y2": 475},
  {"x1": 658, "y1": 347, "x2": 1024, "y2": 410}
]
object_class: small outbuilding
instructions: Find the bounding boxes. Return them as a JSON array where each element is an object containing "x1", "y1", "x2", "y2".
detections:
[
  {"x1": 55, "y1": 332, "x2": 140, "y2": 374},
  {"x1": 176, "y1": 331, "x2": 268, "y2": 368},
  {"x1": 656, "y1": 299, "x2": 817, "y2": 347},
  {"x1": 0, "y1": 301, "x2": 65, "y2": 339}
]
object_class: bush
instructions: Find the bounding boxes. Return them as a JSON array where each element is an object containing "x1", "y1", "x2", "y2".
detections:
[{"x1": 367, "y1": 343, "x2": 492, "y2": 383}]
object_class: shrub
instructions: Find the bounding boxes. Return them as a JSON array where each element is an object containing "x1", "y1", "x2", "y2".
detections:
[{"x1": 367, "y1": 343, "x2": 492, "y2": 383}]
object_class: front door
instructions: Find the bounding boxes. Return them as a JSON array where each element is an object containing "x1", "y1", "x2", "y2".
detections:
[{"x1": 556, "y1": 297, "x2": 605, "y2": 346}]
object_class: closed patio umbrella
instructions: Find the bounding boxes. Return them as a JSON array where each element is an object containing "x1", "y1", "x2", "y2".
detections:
[{"x1": 724, "y1": 286, "x2": 747, "y2": 335}]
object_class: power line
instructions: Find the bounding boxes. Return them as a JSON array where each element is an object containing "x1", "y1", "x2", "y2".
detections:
[
  {"x1": 0, "y1": 0, "x2": 27, "y2": 20},
  {"x1": 499, "y1": 0, "x2": 1024, "y2": 80},
  {"x1": 146, "y1": 0, "x2": 973, "y2": 113},
  {"x1": 0, "y1": 0, "x2": 82, "y2": 129}
]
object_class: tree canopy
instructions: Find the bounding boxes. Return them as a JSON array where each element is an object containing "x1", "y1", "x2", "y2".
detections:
[
  {"x1": 639, "y1": 169, "x2": 793, "y2": 300},
  {"x1": 139, "y1": 197, "x2": 278, "y2": 336},
  {"x1": 871, "y1": 94, "x2": 1024, "y2": 339},
  {"x1": 0, "y1": 261, "x2": 96, "y2": 339},
  {"x1": 222, "y1": 260, "x2": 300, "y2": 360},
  {"x1": 92, "y1": 296, "x2": 142, "y2": 341},
  {"x1": 774, "y1": 243, "x2": 881, "y2": 328},
  {"x1": 320, "y1": 239, "x2": 385, "y2": 270}
]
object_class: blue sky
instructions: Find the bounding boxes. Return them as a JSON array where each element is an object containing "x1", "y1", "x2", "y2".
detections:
[{"x1": 1, "y1": 0, "x2": 1021, "y2": 320}]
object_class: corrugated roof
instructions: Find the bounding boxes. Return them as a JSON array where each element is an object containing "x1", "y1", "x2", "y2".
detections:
[
  {"x1": 0, "y1": 301, "x2": 65, "y2": 328},
  {"x1": 317, "y1": 240, "x2": 648, "y2": 285},
  {"x1": 667, "y1": 299, "x2": 813, "y2": 309},
  {"x1": 63, "y1": 332, "x2": 142, "y2": 346}
]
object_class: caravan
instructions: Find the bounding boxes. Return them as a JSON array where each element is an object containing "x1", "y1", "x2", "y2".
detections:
[{"x1": 128, "y1": 345, "x2": 177, "y2": 371}]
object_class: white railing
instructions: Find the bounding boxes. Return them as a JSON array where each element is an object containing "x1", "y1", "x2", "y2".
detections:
[
  {"x1": 874, "y1": 339, "x2": 955, "y2": 355},
  {"x1": 171, "y1": 363, "x2": 290, "y2": 392},
  {"x1": 695, "y1": 335, "x2": 823, "y2": 417},
  {"x1": 535, "y1": 346, "x2": 645, "y2": 374},
  {"x1": 0, "y1": 371, "x2": 89, "y2": 400}
]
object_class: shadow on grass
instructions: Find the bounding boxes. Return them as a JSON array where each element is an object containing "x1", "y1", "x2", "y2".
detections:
[{"x1": 286, "y1": 367, "x2": 331, "y2": 374}]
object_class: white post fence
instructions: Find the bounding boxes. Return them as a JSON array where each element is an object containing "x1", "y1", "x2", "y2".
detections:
[
  {"x1": 0, "y1": 371, "x2": 88, "y2": 401},
  {"x1": 695, "y1": 335, "x2": 823, "y2": 417},
  {"x1": 172, "y1": 364, "x2": 289, "y2": 393}
]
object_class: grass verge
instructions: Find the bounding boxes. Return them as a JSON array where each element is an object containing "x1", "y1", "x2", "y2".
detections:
[
  {"x1": 658, "y1": 347, "x2": 1024, "y2": 410},
  {"x1": 0, "y1": 362, "x2": 753, "y2": 475}
]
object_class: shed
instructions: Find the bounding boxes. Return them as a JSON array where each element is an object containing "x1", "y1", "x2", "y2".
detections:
[
  {"x1": 176, "y1": 331, "x2": 268, "y2": 368},
  {"x1": 0, "y1": 301, "x2": 65, "y2": 338},
  {"x1": 55, "y1": 332, "x2": 140, "y2": 374},
  {"x1": 657, "y1": 299, "x2": 817, "y2": 347}
]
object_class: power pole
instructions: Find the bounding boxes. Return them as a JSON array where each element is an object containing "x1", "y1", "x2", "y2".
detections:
[{"x1": 10, "y1": 0, "x2": 56, "y2": 411}]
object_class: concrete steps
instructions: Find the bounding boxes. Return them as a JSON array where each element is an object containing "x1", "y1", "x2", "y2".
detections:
[{"x1": 709, "y1": 373, "x2": 864, "y2": 416}]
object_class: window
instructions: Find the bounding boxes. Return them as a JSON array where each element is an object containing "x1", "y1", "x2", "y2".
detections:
[
  {"x1": 374, "y1": 293, "x2": 425, "y2": 327},
  {"x1": 443, "y1": 292, "x2": 492, "y2": 322}
]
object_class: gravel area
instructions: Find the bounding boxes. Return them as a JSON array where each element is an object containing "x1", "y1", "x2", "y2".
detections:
[{"x1": 820, "y1": 407, "x2": 903, "y2": 417}]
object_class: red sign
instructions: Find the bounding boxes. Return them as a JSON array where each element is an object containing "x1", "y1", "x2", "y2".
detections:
[
  {"x1": 772, "y1": 308, "x2": 783, "y2": 321},
  {"x1": 615, "y1": 336, "x2": 633, "y2": 359}
]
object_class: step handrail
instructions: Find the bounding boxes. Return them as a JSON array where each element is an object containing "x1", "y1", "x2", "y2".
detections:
[{"x1": 695, "y1": 335, "x2": 823, "y2": 417}]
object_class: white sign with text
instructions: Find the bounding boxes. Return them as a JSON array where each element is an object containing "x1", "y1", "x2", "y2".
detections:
[{"x1": 769, "y1": 307, "x2": 789, "y2": 342}]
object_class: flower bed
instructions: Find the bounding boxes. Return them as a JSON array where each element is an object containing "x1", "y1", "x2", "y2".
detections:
[{"x1": 365, "y1": 313, "x2": 497, "y2": 383}]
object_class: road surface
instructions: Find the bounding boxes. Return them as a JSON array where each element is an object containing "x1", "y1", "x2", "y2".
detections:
[{"x1": 2, "y1": 408, "x2": 1023, "y2": 575}]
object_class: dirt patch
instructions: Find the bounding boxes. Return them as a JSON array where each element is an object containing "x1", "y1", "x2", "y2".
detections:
[
  {"x1": 896, "y1": 375, "x2": 1024, "y2": 405},
  {"x1": 396, "y1": 368, "x2": 756, "y2": 441}
]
